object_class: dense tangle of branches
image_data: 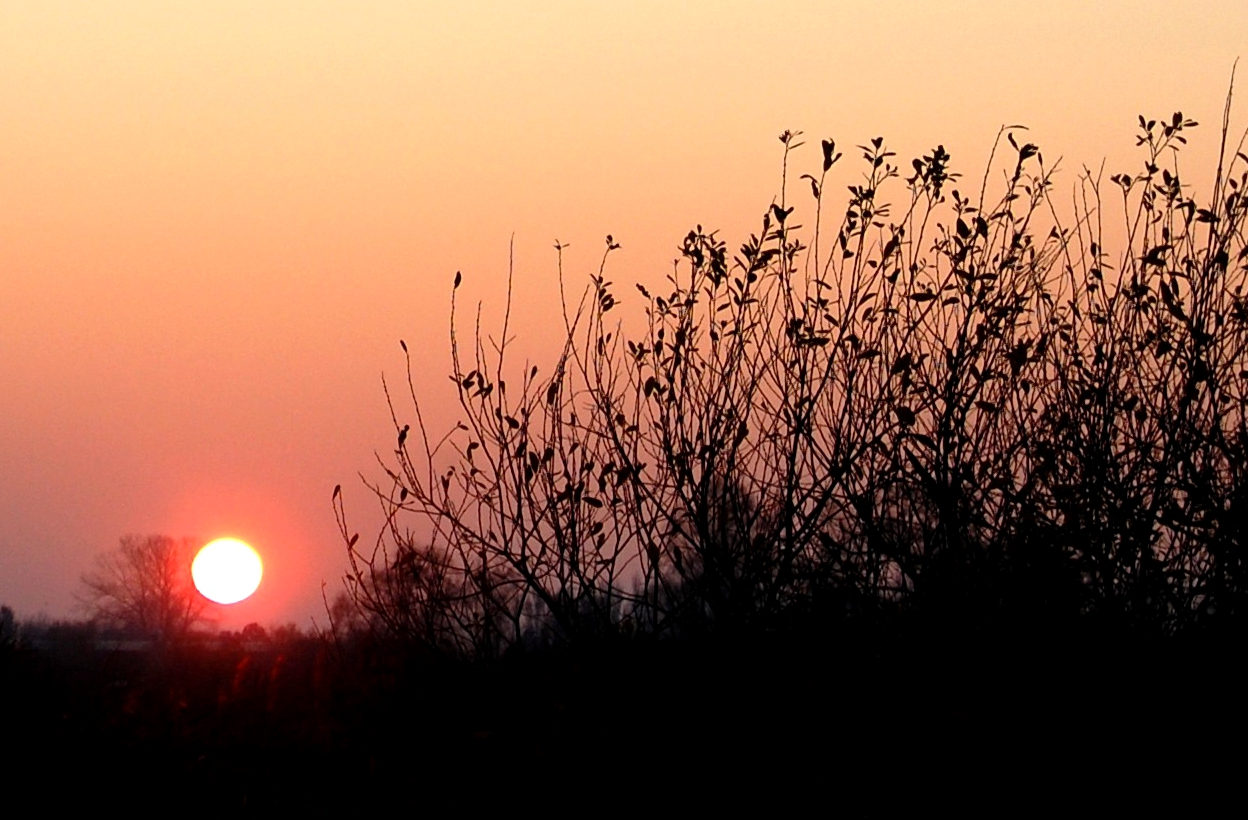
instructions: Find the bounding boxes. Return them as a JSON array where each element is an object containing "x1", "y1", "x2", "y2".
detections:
[{"x1": 337, "y1": 98, "x2": 1248, "y2": 659}]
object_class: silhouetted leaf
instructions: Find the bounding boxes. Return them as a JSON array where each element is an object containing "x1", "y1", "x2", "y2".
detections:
[
  {"x1": 1143, "y1": 245, "x2": 1171, "y2": 266},
  {"x1": 822, "y1": 139, "x2": 837, "y2": 172},
  {"x1": 910, "y1": 433, "x2": 937, "y2": 452},
  {"x1": 1006, "y1": 343, "x2": 1030, "y2": 375}
]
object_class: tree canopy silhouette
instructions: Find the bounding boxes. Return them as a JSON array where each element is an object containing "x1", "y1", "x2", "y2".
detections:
[{"x1": 79, "y1": 534, "x2": 206, "y2": 640}]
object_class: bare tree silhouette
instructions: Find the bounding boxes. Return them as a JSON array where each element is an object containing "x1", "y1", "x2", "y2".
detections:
[{"x1": 79, "y1": 534, "x2": 206, "y2": 640}]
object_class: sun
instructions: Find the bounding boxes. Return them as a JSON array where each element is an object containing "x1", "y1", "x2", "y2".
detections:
[{"x1": 192, "y1": 537, "x2": 263, "y2": 604}]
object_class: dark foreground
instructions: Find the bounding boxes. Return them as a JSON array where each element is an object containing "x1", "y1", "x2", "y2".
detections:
[{"x1": 3, "y1": 621, "x2": 1245, "y2": 815}]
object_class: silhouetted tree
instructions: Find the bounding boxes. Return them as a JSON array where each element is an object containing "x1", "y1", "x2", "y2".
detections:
[
  {"x1": 78, "y1": 534, "x2": 206, "y2": 641},
  {"x1": 0, "y1": 605, "x2": 16, "y2": 653}
]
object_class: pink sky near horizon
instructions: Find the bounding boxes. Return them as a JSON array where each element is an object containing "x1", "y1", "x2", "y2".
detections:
[{"x1": 2, "y1": 1, "x2": 1244, "y2": 628}]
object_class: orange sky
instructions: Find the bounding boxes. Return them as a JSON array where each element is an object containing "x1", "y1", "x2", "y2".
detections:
[{"x1": 2, "y1": 1, "x2": 1244, "y2": 628}]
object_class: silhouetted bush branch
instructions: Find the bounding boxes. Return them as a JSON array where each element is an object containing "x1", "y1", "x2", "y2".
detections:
[{"x1": 339, "y1": 87, "x2": 1248, "y2": 658}]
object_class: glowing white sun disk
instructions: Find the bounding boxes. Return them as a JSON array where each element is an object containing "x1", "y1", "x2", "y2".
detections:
[{"x1": 192, "y1": 537, "x2": 263, "y2": 604}]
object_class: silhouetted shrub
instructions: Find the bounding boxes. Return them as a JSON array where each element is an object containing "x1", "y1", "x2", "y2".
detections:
[{"x1": 339, "y1": 90, "x2": 1248, "y2": 659}]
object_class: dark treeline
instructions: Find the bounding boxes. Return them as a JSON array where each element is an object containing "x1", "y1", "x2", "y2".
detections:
[{"x1": 2, "y1": 602, "x2": 1242, "y2": 810}]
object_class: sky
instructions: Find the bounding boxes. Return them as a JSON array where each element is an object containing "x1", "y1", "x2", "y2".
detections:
[{"x1": 2, "y1": 1, "x2": 1244, "y2": 629}]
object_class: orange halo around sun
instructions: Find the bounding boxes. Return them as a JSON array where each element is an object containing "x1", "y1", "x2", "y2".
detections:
[{"x1": 192, "y1": 537, "x2": 263, "y2": 604}]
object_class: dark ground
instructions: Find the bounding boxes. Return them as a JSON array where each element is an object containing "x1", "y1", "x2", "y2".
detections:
[{"x1": 3, "y1": 621, "x2": 1244, "y2": 814}]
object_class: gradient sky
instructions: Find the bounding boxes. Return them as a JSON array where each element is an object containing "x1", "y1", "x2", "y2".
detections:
[{"x1": 2, "y1": 1, "x2": 1244, "y2": 628}]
